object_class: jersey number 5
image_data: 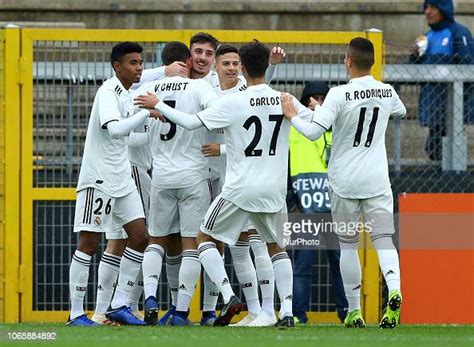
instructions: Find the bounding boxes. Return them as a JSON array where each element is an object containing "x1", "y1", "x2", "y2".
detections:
[
  {"x1": 353, "y1": 107, "x2": 379, "y2": 147},
  {"x1": 243, "y1": 114, "x2": 284, "y2": 157},
  {"x1": 160, "y1": 100, "x2": 177, "y2": 141}
]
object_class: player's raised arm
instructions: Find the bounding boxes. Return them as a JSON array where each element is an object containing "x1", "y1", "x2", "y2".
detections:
[
  {"x1": 98, "y1": 89, "x2": 151, "y2": 138},
  {"x1": 105, "y1": 109, "x2": 151, "y2": 138},
  {"x1": 133, "y1": 61, "x2": 189, "y2": 89},
  {"x1": 265, "y1": 46, "x2": 286, "y2": 83}
]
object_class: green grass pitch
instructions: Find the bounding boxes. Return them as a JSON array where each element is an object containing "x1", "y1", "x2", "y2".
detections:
[{"x1": 1, "y1": 323, "x2": 473, "y2": 347}]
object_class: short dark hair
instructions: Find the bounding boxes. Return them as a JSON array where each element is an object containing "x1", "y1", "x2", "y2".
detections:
[
  {"x1": 238, "y1": 41, "x2": 269, "y2": 79},
  {"x1": 215, "y1": 44, "x2": 239, "y2": 59},
  {"x1": 300, "y1": 81, "x2": 330, "y2": 106},
  {"x1": 347, "y1": 37, "x2": 374, "y2": 70},
  {"x1": 190, "y1": 32, "x2": 219, "y2": 51},
  {"x1": 110, "y1": 41, "x2": 143, "y2": 66},
  {"x1": 161, "y1": 41, "x2": 190, "y2": 65}
]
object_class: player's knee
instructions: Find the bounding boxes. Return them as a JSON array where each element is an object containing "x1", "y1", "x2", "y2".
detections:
[
  {"x1": 105, "y1": 239, "x2": 127, "y2": 255},
  {"x1": 128, "y1": 232, "x2": 149, "y2": 252},
  {"x1": 266, "y1": 242, "x2": 285, "y2": 257},
  {"x1": 196, "y1": 230, "x2": 212, "y2": 245},
  {"x1": 338, "y1": 234, "x2": 360, "y2": 250},
  {"x1": 77, "y1": 232, "x2": 101, "y2": 255},
  {"x1": 77, "y1": 242, "x2": 99, "y2": 255},
  {"x1": 371, "y1": 234, "x2": 395, "y2": 250}
]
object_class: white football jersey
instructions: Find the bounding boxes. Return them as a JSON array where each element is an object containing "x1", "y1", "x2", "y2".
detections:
[
  {"x1": 311, "y1": 75, "x2": 406, "y2": 199},
  {"x1": 128, "y1": 121, "x2": 153, "y2": 171},
  {"x1": 77, "y1": 76, "x2": 137, "y2": 197},
  {"x1": 207, "y1": 76, "x2": 248, "y2": 180},
  {"x1": 203, "y1": 70, "x2": 219, "y2": 86},
  {"x1": 197, "y1": 84, "x2": 311, "y2": 213},
  {"x1": 143, "y1": 76, "x2": 218, "y2": 188}
]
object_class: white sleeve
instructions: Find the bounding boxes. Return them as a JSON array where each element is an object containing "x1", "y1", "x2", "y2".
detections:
[
  {"x1": 140, "y1": 67, "x2": 166, "y2": 83},
  {"x1": 391, "y1": 88, "x2": 407, "y2": 118},
  {"x1": 311, "y1": 88, "x2": 340, "y2": 129},
  {"x1": 154, "y1": 102, "x2": 203, "y2": 130},
  {"x1": 196, "y1": 80, "x2": 219, "y2": 108},
  {"x1": 265, "y1": 64, "x2": 276, "y2": 84},
  {"x1": 220, "y1": 144, "x2": 226, "y2": 156},
  {"x1": 195, "y1": 96, "x2": 233, "y2": 131},
  {"x1": 290, "y1": 116, "x2": 327, "y2": 141},
  {"x1": 106, "y1": 109, "x2": 150, "y2": 138},
  {"x1": 131, "y1": 81, "x2": 154, "y2": 97},
  {"x1": 98, "y1": 89, "x2": 121, "y2": 127},
  {"x1": 290, "y1": 95, "x2": 314, "y2": 121},
  {"x1": 128, "y1": 132, "x2": 149, "y2": 147},
  {"x1": 287, "y1": 94, "x2": 329, "y2": 141}
]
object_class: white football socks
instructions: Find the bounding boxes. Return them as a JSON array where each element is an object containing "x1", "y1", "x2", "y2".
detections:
[
  {"x1": 372, "y1": 237, "x2": 401, "y2": 292},
  {"x1": 249, "y1": 235, "x2": 275, "y2": 315},
  {"x1": 165, "y1": 253, "x2": 181, "y2": 307},
  {"x1": 128, "y1": 267, "x2": 144, "y2": 312},
  {"x1": 202, "y1": 271, "x2": 219, "y2": 312},
  {"x1": 230, "y1": 241, "x2": 261, "y2": 315},
  {"x1": 142, "y1": 244, "x2": 165, "y2": 300},
  {"x1": 111, "y1": 247, "x2": 144, "y2": 309},
  {"x1": 340, "y1": 248, "x2": 362, "y2": 311},
  {"x1": 69, "y1": 250, "x2": 92, "y2": 320},
  {"x1": 176, "y1": 249, "x2": 201, "y2": 312},
  {"x1": 271, "y1": 252, "x2": 293, "y2": 318},
  {"x1": 94, "y1": 252, "x2": 120, "y2": 315},
  {"x1": 198, "y1": 242, "x2": 234, "y2": 303}
]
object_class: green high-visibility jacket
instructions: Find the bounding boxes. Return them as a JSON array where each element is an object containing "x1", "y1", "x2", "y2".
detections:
[{"x1": 288, "y1": 127, "x2": 332, "y2": 213}]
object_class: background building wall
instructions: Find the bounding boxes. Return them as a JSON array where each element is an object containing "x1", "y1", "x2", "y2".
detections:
[{"x1": 0, "y1": 0, "x2": 473, "y2": 45}]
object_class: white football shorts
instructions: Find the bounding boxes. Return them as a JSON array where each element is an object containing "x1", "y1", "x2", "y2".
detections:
[
  {"x1": 106, "y1": 165, "x2": 152, "y2": 240},
  {"x1": 329, "y1": 189, "x2": 395, "y2": 240},
  {"x1": 200, "y1": 194, "x2": 288, "y2": 248},
  {"x1": 148, "y1": 179, "x2": 211, "y2": 238},
  {"x1": 74, "y1": 187, "x2": 145, "y2": 235}
]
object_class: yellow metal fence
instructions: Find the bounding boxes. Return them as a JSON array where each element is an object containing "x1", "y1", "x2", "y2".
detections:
[{"x1": 0, "y1": 28, "x2": 383, "y2": 323}]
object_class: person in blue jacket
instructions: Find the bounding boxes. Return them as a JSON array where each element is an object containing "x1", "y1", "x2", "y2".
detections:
[{"x1": 409, "y1": 0, "x2": 473, "y2": 161}]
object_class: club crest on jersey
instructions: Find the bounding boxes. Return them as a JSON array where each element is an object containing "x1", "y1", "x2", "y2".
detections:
[{"x1": 94, "y1": 216, "x2": 101, "y2": 225}]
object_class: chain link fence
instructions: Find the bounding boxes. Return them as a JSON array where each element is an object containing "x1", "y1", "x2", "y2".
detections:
[
  {"x1": 32, "y1": 39, "x2": 353, "y2": 316},
  {"x1": 32, "y1": 36, "x2": 473, "y2": 317},
  {"x1": 383, "y1": 41, "x2": 474, "y2": 203}
]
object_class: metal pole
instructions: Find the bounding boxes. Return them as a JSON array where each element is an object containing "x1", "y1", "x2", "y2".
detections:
[{"x1": 66, "y1": 83, "x2": 73, "y2": 179}]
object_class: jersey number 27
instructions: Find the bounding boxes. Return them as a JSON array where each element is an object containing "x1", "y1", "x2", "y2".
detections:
[{"x1": 243, "y1": 114, "x2": 284, "y2": 157}]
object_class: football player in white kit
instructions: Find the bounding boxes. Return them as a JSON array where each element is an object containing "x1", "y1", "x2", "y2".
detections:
[
  {"x1": 140, "y1": 33, "x2": 286, "y2": 326},
  {"x1": 135, "y1": 41, "x2": 312, "y2": 328},
  {"x1": 91, "y1": 118, "x2": 154, "y2": 325},
  {"x1": 67, "y1": 42, "x2": 152, "y2": 326},
  {"x1": 137, "y1": 41, "x2": 219, "y2": 326},
  {"x1": 281, "y1": 37, "x2": 406, "y2": 329},
  {"x1": 202, "y1": 44, "x2": 278, "y2": 327}
]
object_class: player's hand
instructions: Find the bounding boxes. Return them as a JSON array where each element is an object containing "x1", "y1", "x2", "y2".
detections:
[
  {"x1": 149, "y1": 109, "x2": 166, "y2": 122},
  {"x1": 134, "y1": 92, "x2": 159, "y2": 109},
  {"x1": 164, "y1": 61, "x2": 189, "y2": 78},
  {"x1": 201, "y1": 143, "x2": 221, "y2": 157},
  {"x1": 307, "y1": 96, "x2": 321, "y2": 111},
  {"x1": 280, "y1": 92, "x2": 298, "y2": 120},
  {"x1": 269, "y1": 46, "x2": 286, "y2": 65}
]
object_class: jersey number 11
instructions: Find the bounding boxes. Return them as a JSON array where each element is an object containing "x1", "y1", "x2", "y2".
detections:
[{"x1": 353, "y1": 107, "x2": 379, "y2": 148}]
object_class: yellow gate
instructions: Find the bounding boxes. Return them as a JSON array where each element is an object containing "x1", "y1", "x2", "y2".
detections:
[{"x1": 0, "y1": 28, "x2": 383, "y2": 323}]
